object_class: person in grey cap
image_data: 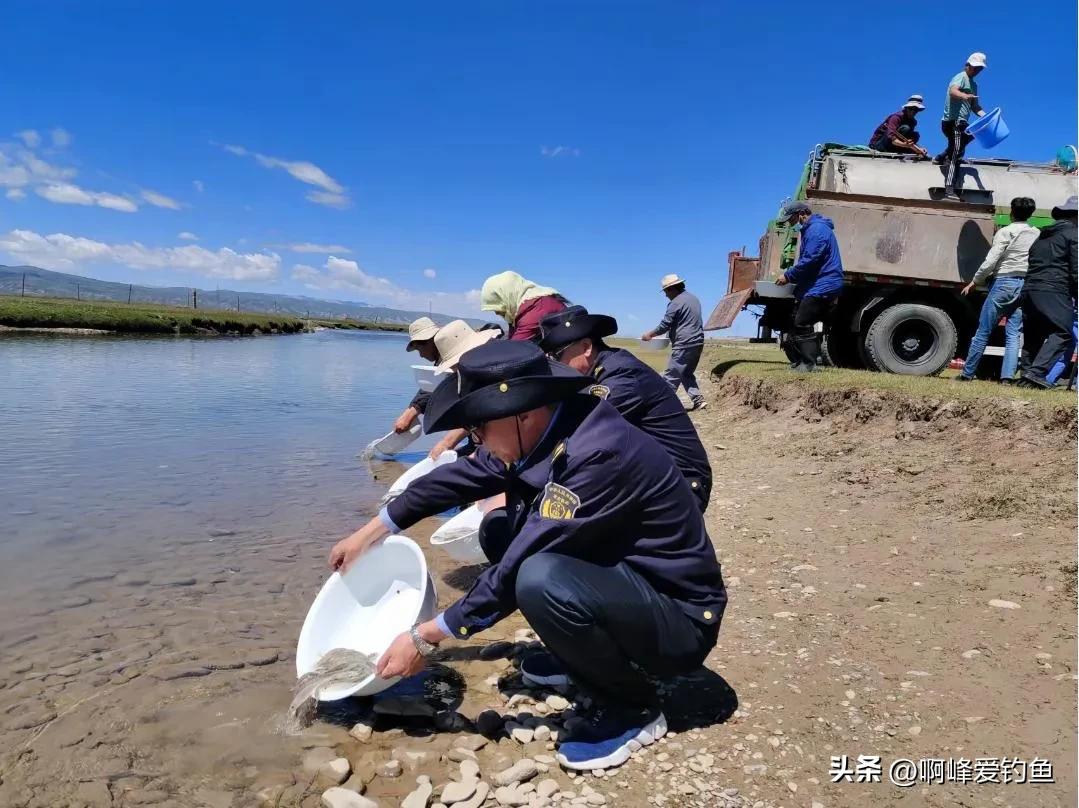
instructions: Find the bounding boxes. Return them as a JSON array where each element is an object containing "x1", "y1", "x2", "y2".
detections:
[
  {"x1": 869, "y1": 95, "x2": 929, "y2": 158},
  {"x1": 1017, "y1": 195, "x2": 1078, "y2": 389},
  {"x1": 775, "y1": 202, "x2": 845, "y2": 371}
]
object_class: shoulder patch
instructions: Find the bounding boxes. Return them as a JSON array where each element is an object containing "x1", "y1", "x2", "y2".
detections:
[
  {"x1": 539, "y1": 482, "x2": 581, "y2": 520},
  {"x1": 592, "y1": 364, "x2": 604, "y2": 379},
  {"x1": 588, "y1": 384, "x2": 610, "y2": 400}
]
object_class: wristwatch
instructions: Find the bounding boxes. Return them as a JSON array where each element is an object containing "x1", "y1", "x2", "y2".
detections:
[{"x1": 409, "y1": 624, "x2": 438, "y2": 658}]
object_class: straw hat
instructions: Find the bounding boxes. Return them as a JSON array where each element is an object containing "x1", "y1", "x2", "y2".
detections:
[
  {"x1": 433, "y1": 320, "x2": 499, "y2": 371},
  {"x1": 406, "y1": 317, "x2": 440, "y2": 351},
  {"x1": 660, "y1": 273, "x2": 685, "y2": 290}
]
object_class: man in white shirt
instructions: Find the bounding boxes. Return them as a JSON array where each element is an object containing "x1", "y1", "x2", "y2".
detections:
[{"x1": 957, "y1": 197, "x2": 1039, "y2": 381}]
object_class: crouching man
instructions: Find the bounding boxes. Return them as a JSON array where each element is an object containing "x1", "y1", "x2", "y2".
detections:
[{"x1": 329, "y1": 340, "x2": 726, "y2": 771}]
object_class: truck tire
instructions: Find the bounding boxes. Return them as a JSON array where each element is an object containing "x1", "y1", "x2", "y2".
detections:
[
  {"x1": 821, "y1": 328, "x2": 865, "y2": 369},
  {"x1": 864, "y1": 303, "x2": 958, "y2": 376}
]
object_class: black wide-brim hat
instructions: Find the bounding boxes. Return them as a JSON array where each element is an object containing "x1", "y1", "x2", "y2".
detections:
[
  {"x1": 424, "y1": 340, "x2": 591, "y2": 434},
  {"x1": 537, "y1": 305, "x2": 618, "y2": 354}
]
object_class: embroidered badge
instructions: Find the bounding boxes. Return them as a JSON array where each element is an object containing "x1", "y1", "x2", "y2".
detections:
[
  {"x1": 588, "y1": 384, "x2": 610, "y2": 400},
  {"x1": 551, "y1": 440, "x2": 567, "y2": 461},
  {"x1": 539, "y1": 482, "x2": 581, "y2": 520}
]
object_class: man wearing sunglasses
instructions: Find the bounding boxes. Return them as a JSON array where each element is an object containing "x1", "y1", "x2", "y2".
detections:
[
  {"x1": 538, "y1": 305, "x2": 711, "y2": 512},
  {"x1": 329, "y1": 340, "x2": 725, "y2": 773}
]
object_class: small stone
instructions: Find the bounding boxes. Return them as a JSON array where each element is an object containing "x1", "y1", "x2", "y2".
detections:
[
  {"x1": 460, "y1": 759, "x2": 480, "y2": 781},
  {"x1": 536, "y1": 779, "x2": 559, "y2": 799},
  {"x1": 403, "y1": 776, "x2": 434, "y2": 808},
  {"x1": 511, "y1": 726, "x2": 535, "y2": 744},
  {"x1": 545, "y1": 695, "x2": 570, "y2": 711},
  {"x1": 320, "y1": 758, "x2": 351, "y2": 785},
  {"x1": 435, "y1": 711, "x2": 473, "y2": 733},
  {"x1": 476, "y1": 710, "x2": 504, "y2": 737},
  {"x1": 494, "y1": 759, "x2": 539, "y2": 786},
  {"x1": 907, "y1": 725, "x2": 921, "y2": 736},
  {"x1": 458, "y1": 734, "x2": 489, "y2": 752},
  {"x1": 494, "y1": 785, "x2": 528, "y2": 807},
  {"x1": 988, "y1": 599, "x2": 1020, "y2": 610},
  {"x1": 74, "y1": 781, "x2": 112, "y2": 808},
  {"x1": 787, "y1": 782, "x2": 798, "y2": 793},
  {"x1": 1035, "y1": 652, "x2": 1053, "y2": 661},
  {"x1": 321, "y1": 787, "x2": 378, "y2": 808},
  {"x1": 303, "y1": 748, "x2": 338, "y2": 775},
  {"x1": 772, "y1": 611, "x2": 795, "y2": 619},
  {"x1": 590, "y1": 769, "x2": 605, "y2": 778},
  {"x1": 447, "y1": 747, "x2": 477, "y2": 763},
  {"x1": 349, "y1": 722, "x2": 374, "y2": 743},
  {"x1": 377, "y1": 759, "x2": 403, "y2": 778},
  {"x1": 392, "y1": 746, "x2": 431, "y2": 770},
  {"x1": 453, "y1": 781, "x2": 490, "y2": 808},
  {"x1": 441, "y1": 780, "x2": 478, "y2": 804},
  {"x1": 961, "y1": 650, "x2": 981, "y2": 660},
  {"x1": 584, "y1": 792, "x2": 606, "y2": 805},
  {"x1": 767, "y1": 737, "x2": 780, "y2": 748},
  {"x1": 533, "y1": 725, "x2": 551, "y2": 742}
]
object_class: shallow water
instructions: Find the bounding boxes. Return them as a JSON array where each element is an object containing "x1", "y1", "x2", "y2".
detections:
[{"x1": 0, "y1": 330, "x2": 449, "y2": 806}]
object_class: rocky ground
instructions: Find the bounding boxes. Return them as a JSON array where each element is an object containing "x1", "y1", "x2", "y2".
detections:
[{"x1": 0, "y1": 361, "x2": 1075, "y2": 808}]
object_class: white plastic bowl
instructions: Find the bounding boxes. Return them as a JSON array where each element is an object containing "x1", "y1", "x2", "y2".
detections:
[
  {"x1": 295, "y1": 535, "x2": 438, "y2": 700},
  {"x1": 361, "y1": 423, "x2": 421, "y2": 459},
  {"x1": 381, "y1": 450, "x2": 459, "y2": 505},
  {"x1": 412, "y1": 364, "x2": 450, "y2": 393},
  {"x1": 640, "y1": 337, "x2": 671, "y2": 350},
  {"x1": 430, "y1": 504, "x2": 487, "y2": 565}
]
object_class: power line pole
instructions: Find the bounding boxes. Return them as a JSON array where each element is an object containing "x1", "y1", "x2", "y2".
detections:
[
  {"x1": 21, "y1": 273, "x2": 26, "y2": 297},
  {"x1": 193, "y1": 289, "x2": 198, "y2": 309},
  {"x1": 76, "y1": 283, "x2": 80, "y2": 301},
  {"x1": 128, "y1": 284, "x2": 133, "y2": 304}
]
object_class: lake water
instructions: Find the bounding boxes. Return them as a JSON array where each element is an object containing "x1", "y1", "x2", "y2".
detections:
[{"x1": 0, "y1": 330, "x2": 462, "y2": 807}]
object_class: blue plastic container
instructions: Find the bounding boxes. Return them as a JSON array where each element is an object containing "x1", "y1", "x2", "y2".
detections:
[{"x1": 966, "y1": 108, "x2": 1010, "y2": 149}]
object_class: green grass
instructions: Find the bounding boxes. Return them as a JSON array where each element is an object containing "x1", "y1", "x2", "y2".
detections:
[{"x1": 0, "y1": 295, "x2": 404, "y2": 335}]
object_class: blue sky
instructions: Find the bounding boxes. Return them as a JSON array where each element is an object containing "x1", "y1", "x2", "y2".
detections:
[{"x1": 1, "y1": 1, "x2": 1075, "y2": 333}]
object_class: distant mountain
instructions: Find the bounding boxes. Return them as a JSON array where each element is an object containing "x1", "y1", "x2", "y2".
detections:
[{"x1": 0, "y1": 265, "x2": 488, "y2": 328}]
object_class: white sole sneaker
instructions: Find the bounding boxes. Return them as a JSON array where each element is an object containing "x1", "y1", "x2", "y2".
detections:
[{"x1": 555, "y1": 712, "x2": 668, "y2": 771}]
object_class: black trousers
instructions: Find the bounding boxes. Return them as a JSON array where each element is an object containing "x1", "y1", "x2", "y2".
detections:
[
  {"x1": 516, "y1": 553, "x2": 718, "y2": 709},
  {"x1": 1021, "y1": 289, "x2": 1076, "y2": 379},
  {"x1": 936, "y1": 120, "x2": 973, "y2": 190},
  {"x1": 870, "y1": 130, "x2": 920, "y2": 154},
  {"x1": 478, "y1": 507, "x2": 513, "y2": 563},
  {"x1": 784, "y1": 295, "x2": 837, "y2": 367}
]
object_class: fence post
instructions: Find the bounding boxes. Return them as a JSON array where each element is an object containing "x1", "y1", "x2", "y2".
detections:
[
  {"x1": 76, "y1": 283, "x2": 80, "y2": 301},
  {"x1": 21, "y1": 273, "x2": 26, "y2": 297},
  {"x1": 236, "y1": 295, "x2": 240, "y2": 312},
  {"x1": 128, "y1": 284, "x2": 133, "y2": 304},
  {"x1": 193, "y1": 289, "x2": 198, "y2": 309}
]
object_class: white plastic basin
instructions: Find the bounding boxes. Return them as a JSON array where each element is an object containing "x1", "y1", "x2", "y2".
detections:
[
  {"x1": 380, "y1": 450, "x2": 459, "y2": 505},
  {"x1": 295, "y1": 535, "x2": 438, "y2": 700},
  {"x1": 430, "y1": 504, "x2": 487, "y2": 565},
  {"x1": 640, "y1": 337, "x2": 671, "y2": 350},
  {"x1": 361, "y1": 423, "x2": 422, "y2": 459},
  {"x1": 412, "y1": 364, "x2": 450, "y2": 393}
]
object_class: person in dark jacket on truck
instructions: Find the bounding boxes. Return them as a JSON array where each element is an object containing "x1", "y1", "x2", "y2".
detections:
[
  {"x1": 775, "y1": 202, "x2": 845, "y2": 371},
  {"x1": 869, "y1": 95, "x2": 929, "y2": 158},
  {"x1": 1018, "y1": 195, "x2": 1078, "y2": 389}
]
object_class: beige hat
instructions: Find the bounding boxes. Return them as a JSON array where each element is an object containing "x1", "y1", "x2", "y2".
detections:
[
  {"x1": 434, "y1": 320, "x2": 499, "y2": 371},
  {"x1": 660, "y1": 273, "x2": 685, "y2": 290},
  {"x1": 406, "y1": 316, "x2": 440, "y2": 351},
  {"x1": 966, "y1": 52, "x2": 987, "y2": 68}
]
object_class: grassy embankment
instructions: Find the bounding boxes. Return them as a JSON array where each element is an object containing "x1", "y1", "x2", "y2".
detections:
[
  {"x1": 0, "y1": 295, "x2": 406, "y2": 335},
  {"x1": 610, "y1": 337, "x2": 1077, "y2": 413}
]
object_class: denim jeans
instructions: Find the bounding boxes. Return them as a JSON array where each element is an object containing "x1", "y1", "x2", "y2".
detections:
[{"x1": 962, "y1": 276, "x2": 1024, "y2": 379}]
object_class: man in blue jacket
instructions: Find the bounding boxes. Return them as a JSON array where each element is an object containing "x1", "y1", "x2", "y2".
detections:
[
  {"x1": 329, "y1": 340, "x2": 725, "y2": 772},
  {"x1": 775, "y1": 202, "x2": 845, "y2": 371}
]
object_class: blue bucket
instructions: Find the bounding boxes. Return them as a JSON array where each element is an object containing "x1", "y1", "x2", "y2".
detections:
[{"x1": 967, "y1": 108, "x2": 1010, "y2": 149}]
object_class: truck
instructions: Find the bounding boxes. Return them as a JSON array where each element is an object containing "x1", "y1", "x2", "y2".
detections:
[{"x1": 705, "y1": 144, "x2": 1077, "y2": 376}]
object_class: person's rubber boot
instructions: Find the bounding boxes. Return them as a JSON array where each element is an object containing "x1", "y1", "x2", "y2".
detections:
[{"x1": 793, "y1": 335, "x2": 821, "y2": 371}]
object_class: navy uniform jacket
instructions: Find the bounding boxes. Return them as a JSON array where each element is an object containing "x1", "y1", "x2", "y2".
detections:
[
  {"x1": 384, "y1": 395, "x2": 726, "y2": 640},
  {"x1": 588, "y1": 346, "x2": 712, "y2": 510}
]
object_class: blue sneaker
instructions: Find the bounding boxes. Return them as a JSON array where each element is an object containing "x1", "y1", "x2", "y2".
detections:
[
  {"x1": 520, "y1": 652, "x2": 571, "y2": 688},
  {"x1": 556, "y1": 707, "x2": 667, "y2": 770}
]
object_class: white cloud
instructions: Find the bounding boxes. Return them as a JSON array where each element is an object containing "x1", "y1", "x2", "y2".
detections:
[
  {"x1": 51, "y1": 128, "x2": 72, "y2": 148},
  {"x1": 178, "y1": 231, "x2": 199, "y2": 241},
  {"x1": 141, "y1": 189, "x2": 182, "y2": 210},
  {"x1": 540, "y1": 145, "x2": 581, "y2": 158},
  {"x1": 193, "y1": 179, "x2": 204, "y2": 192},
  {"x1": 36, "y1": 182, "x2": 138, "y2": 212},
  {"x1": 221, "y1": 142, "x2": 350, "y2": 207},
  {"x1": 6, "y1": 188, "x2": 26, "y2": 200},
  {"x1": 16, "y1": 130, "x2": 40, "y2": 149},
  {"x1": 0, "y1": 228, "x2": 280, "y2": 281},
  {"x1": 270, "y1": 242, "x2": 352, "y2": 254},
  {"x1": 290, "y1": 257, "x2": 480, "y2": 316},
  {"x1": 423, "y1": 268, "x2": 437, "y2": 279}
]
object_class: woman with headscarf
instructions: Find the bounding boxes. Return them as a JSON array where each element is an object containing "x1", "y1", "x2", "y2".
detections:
[{"x1": 480, "y1": 270, "x2": 568, "y2": 342}]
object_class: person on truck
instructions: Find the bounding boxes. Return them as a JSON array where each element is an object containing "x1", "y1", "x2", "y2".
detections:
[
  {"x1": 480, "y1": 270, "x2": 569, "y2": 342},
  {"x1": 774, "y1": 202, "x2": 845, "y2": 371},
  {"x1": 641, "y1": 274, "x2": 707, "y2": 410},
  {"x1": 1018, "y1": 195, "x2": 1078, "y2": 389},
  {"x1": 538, "y1": 305, "x2": 713, "y2": 511},
  {"x1": 934, "y1": 52, "x2": 988, "y2": 195},
  {"x1": 869, "y1": 95, "x2": 929, "y2": 158},
  {"x1": 956, "y1": 196, "x2": 1039, "y2": 383}
]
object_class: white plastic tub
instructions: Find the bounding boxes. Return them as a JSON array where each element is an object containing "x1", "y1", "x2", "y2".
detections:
[
  {"x1": 295, "y1": 535, "x2": 438, "y2": 700},
  {"x1": 361, "y1": 423, "x2": 422, "y2": 459},
  {"x1": 412, "y1": 364, "x2": 450, "y2": 393},
  {"x1": 430, "y1": 504, "x2": 487, "y2": 564},
  {"x1": 380, "y1": 450, "x2": 458, "y2": 505},
  {"x1": 640, "y1": 337, "x2": 670, "y2": 350}
]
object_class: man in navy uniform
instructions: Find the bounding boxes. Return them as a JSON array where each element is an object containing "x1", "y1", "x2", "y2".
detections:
[
  {"x1": 538, "y1": 305, "x2": 712, "y2": 512},
  {"x1": 329, "y1": 340, "x2": 726, "y2": 772}
]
